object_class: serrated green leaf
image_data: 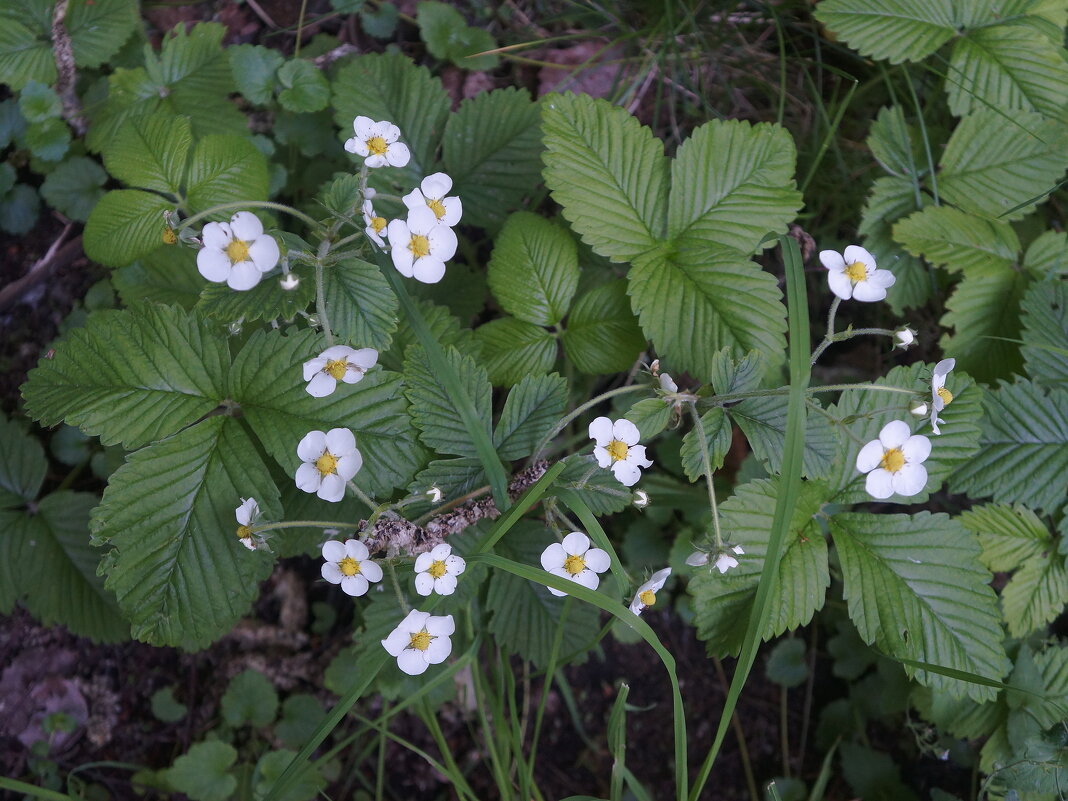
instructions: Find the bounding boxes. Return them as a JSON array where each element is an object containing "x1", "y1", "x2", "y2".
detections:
[
  {"x1": 39, "y1": 156, "x2": 107, "y2": 222},
  {"x1": 830, "y1": 511, "x2": 1010, "y2": 701},
  {"x1": 813, "y1": 0, "x2": 958, "y2": 64},
  {"x1": 404, "y1": 344, "x2": 492, "y2": 457},
  {"x1": 552, "y1": 454, "x2": 633, "y2": 515},
  {"x1": 0, "y1": 183, "x2": 39, "y2": 234},
  {"x1": 113, "y1": 246, "x2": 204, "y2": 310},
  {"x1": 475, "y1": 318, "x2": 557, "y2": 386},
  {"x1": 710, "y1": 348, "x2": 767, "y2": 396},
  {"x1": 493, "y1": 373, "x2": 567, "y2": 461},
  {"x1": 84, "y1": 189, "x2": 173, "y2": 267},
  {"x1": 690, "y1": 478, "x2": 830, "y2": 657},
  {"x1": 19, "y1": 81, "x2": 60, "y2": 123},
  {"x1": 938, "y1": 110, "x2": 1068, "y2": 221},
  {"x1": 323, "y1": 258, "x2": 399, "y2": 351},
  {"x1": 277, "y1": 59, "x2": 330, "y2": 113},
  {"x1": 668, "y1": 118, "x2": 801, "y2": 255},
  {"x1": 67, "y1": 0, "x2": 139, "y2": 69},
  {"x1": 542, "y1": 93, "x2": 668, "y2": 263},
  {"x1": 561, "y1": 280, "x2": 646, "y2": 375},
  {"x1": 229, "y1": 44, "x2": 284, "y2": 105},
  {"x1": 221, "y1": 669, "x2": 279, "y2": 728},
  {"x1": 680, "y1": 407, "x2": 731, "y2": 481},
  {"x1": 625, "y1": 398, "x2": 673, "y2": 440},
  {"x1": 487, "y1": 212, "x2": 579, "y2": 326},
  {"x1": 949, "y1": 378, "x2": 1068, "y2": 512},
  {"x1": 946, "y1": 26, "x2": 1068, "y2": 118},
  {"x1": 940, "y1": 267, "x2": 1029, "y2": 381},
  {"x1": 186, "y1": 135, "x2": 269, "y2": 214},
  {"x1": 1001, "y1": 550, "x2": 1068, "y2": 636},
  {"x1": 380, "y1": 297, "x2": 474, "y2": 372},
  {"x1": 960, "y1": 503, "x2": 1051, "y2": 571},
  {"x1": 442, "y1": 88, "x2": 543, "y2": 229},
  {"x1": 1021, "y1": 279, "x2": 1068, "y2": 388},
  {"x1": 22, "y1": 305, "x2": 229, "y2": 449},
  {"x1": 859, "y1": 176, "x2": 933, "y2": 313},
  {"x1": 165, "y1": 741, "x2": 238, "y2": 801},
  {"x1": 0, "y1": 412, "x2": 47, "y2": 509},
  {"x1": 0, "y1": 19, "x2": 55, "y2": 90},
  {"x1": 868, "y1": 106, "x2": 925, "y2": 179},
  {"x1": 893, "y1": 206, "x2": 1019, "y2": 275},
  {"x1": 25, "y1": 117, "x2": 71, "y2": 161},
  {"x1": 230, "y1": 328, "x2": 424, "y2": 498},
  {"x1": 91, "y1": 417, "x2": 280, "y2": 648},
  {"x1": 729, "y1": 395, "x2": 839, "y2": 479},
  {"x1": 410, "y1": 457, "x2": 485, "y2": 502},
  {"x1": 197, "y1": 267, "x2": 314, "y2": 324},
  {"x1": 1024, "y1": 230, "x2": 1068, "y2": 276},
  {"x1": 102, "y1": 112, "x2": 191, "y2": 196}
]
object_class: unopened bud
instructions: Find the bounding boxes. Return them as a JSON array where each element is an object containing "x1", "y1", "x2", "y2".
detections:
[
  {"x1": 633, "y1": 489, "x2": 650, "y2": 509},
  {"x1": 685, "y1": 550, "x2": 709, "y2": 567},
  {"x1": 894, "y1": 326, "x2": 917, "y2": 349},
  {"x1": 659, "y1": 373, "x2": 678, "y2": 393},
  {"x1": 910, "y1": 402, "x2": 929, "y2": 417},
  {"x1": 279, "y1": 272, "x2": 300, "y2": 291},
  {"x1": 426, "y1": 485, "x2": 443, "y2": 503}
]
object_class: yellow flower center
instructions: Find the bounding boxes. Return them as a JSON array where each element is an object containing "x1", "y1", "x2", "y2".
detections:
[
  {"x1": 367, "y1": 136, "x2": 388, "y2": 156},
  {"x1": 226, "y1": 239, "x2": 251, "y2": 264},
  {"x1": 936, "y1": 387, "x2": 953, "y2": 406},
  {"x1": 427, "y1": 198, "x2": 447, "y2": 219},
  {"x1": 371, "y1": 216, "x2": 387, "y2": 233},
  {"x1": 606, "y1": 439, "x2": 629, "y2": 462},
  {"x1": 428, "y1": 559, "x2": 448, "y2": 578},
  {"x1": 639, "y1": 589, "x2": 657, "y2": 607},
  {"x1": 880, "y1": 447, "x2": 905, "y2": 473},
  {"x1": 844, "y1": 260, "x2": 867, "y2": 282},
  {"x1": 315, "y1": 452, "x2": 339, "y2": 476},
  {"x1": 409, "y1": 234, "x2": 431, "y2": 259},
  {"x1": 564, "y1": 554, "x2": 586, "y2": 576},
  {"x1": 325, "y1": 358, "x2": 348, "y2": 380},
  {"x1": 339, "y1": 556, "x2": 361, "y2": 576},
  {"x1": 236, "y1": 525, "x2": 253, "y2": 540},
  {"x1": 409, "y1": 630, "x2": 432, "y2": 651},
  {"x1": 162, "y1": 228, "x2": 177, "y2": 245}
]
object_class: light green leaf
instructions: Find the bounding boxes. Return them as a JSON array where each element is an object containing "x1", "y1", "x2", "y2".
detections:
[
  {"x1": 185, "y1": 135, "x2": 269, "y2": 214},
  {"x1": 66, "y1": 0, "x2": 139, "y2": 69},
  {"x1": 229, "y1": 44, "x2": 284, "y2": 105},
  {"x1": 1024, "y1": 230, "x2": 1068, "y2": 276},
  {"x1": 561, "y1": 280, "x2": 647, "y2": 375},
  {"x1": 0, "y1": 19, "x2": 55, "y2": 90},
  {"x1": 1020, "y1": 279, "x2": 1068, "y2": 389},
  {"x1": 830, "y1": 511, "x2": 1010, "y2": 701},
  {"x1": 22, "y1": 305, "x2": 229, "y2": 450},
  {"x1": 442, "y1": 88, "x2": 543, "y2": 229},
  {"x1": 39, "y1": 156, "x2": 108, "y2": 222},
  {"x1": 84, "y1": 189, "x2": 173, "y2": 268},
  {"x1": 938, "y1": 110, "x2": 1068, "y2": 221},
  {"x1": 893, "y1": 206, "x2": 1019, "y2": 275},
  {"x1": 679, "y1": 407, "x2": 731, "y2": 481},
  {"x1": 542, "y1": 92, "x2": 668, "y2": 263},
  {"x1": 0, "y1": 411, "x2": 47, "y2": 509},
  {"x1": 221, "y1": 669, "x2": 279, "y2": 728},
  {"x1": 946, "y1": 26, "x2": 1068, "y2": 119},
  {"x1": 627, "y1": 250, "x2": 786, "y2": 382},
  {"x1": 625, "y1": 398, "x2": 673, "y2": 440},
  {"x1": 710, "y1": 348, "x2": 767, "y2": 396},
  {"x1": 230, "y1": 328, "x2": 424, "y2": 498},
  {"x1": 867, "y1": 106, "x2": 925, "y2": 179},
  {"x1": 475, "y1": 318, "x2": 557, "y2": 386},
  {"x1": 690, "y1": 478, "x2": 830, "y2": 657},
  {"x1": 949, "y1": 378, "x2": 1068, "y2": 512},
  {"x1": 196, "y1": 267, "x2": 315, "y2": 324},
  {"x1": 404, "y1": 344, "x2": 492, "y2": 458},
  {"x1": 323, "y1": 258, "x2": 399, "y2": 351},
  {"x1": 91, "y1": 417, "x2": 280, "y2": 648},
  {"x1": 728, "y1": 395, "x2": 839, "y2": 479},
  {"x1": 494, "y1": 373, "x2": 567, "y2": 461},
  {"x1": 960, "y1": 503, "x2": 1051, "y2": 571},
  {"x1": 276, "y1": 59, "x2": 330, "y2": 113},
  {"x1": 113, "y1": 247, "x2": 203, "y2": 310},
  {"x1": 165, "y1": 741, "x2": 238, "y2": 801},
  {"x1": 668, "y1": 119, "x2": 801, "y2": 255},
  {"x1": 813, "y1": 0, "x2": 958, "y2": 63},
  {"x1": 940, "y1": 267, "x2": 1029, "y2": 381},
  {"x1": 487, "y1": 211, "x2": 579, "y2": 326},
  {"x1": 101, "y1": 111, "x2": 192, "y2": 196}
]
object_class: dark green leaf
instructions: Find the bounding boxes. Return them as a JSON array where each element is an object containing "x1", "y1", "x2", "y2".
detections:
[
  {"x1": 39, "y1": 156, "x2": 108, "y2": 222},
  {"x1": 494, "y1": 373, "x2": 567, "y2": 460},
  {"x1": 487, "y1": 212, "x2": 579, "y2": 326},
  {"x1": 323, "y1": 258, "x2": 399, "y2": 351},
  {"x1": 277, "y1": 60, "x2": 330, "y2": 113},
  {"x1": 562, "y1": 280, "x2": 646, "y2": 374},
  {"x1": 84, "y1": 189, "x2": 173, "y2": 267},
  {"x1": 229, "y1": 44, "x2": 284, "y2": 105},
  {"x1": 475, "y1": 318, "x2": 557, "y2": 386}
]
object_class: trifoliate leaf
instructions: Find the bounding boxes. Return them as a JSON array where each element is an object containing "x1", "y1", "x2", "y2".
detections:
[
  {"x1": 185, "y1": 135, "x2": 269, "y2": 215},
  {"x1": 417, "y1": 1, "x2": 498, "y2": 70},
  {"x1": 487, "y1": 212, "x2": 579, "y2": 326},
  {"x1": 39, "y1": 156, "x2": 107, "y2": 222},
  {"x1": 84, "y1": 189, "x2": 174, "y2": 267},
  {"x1": 101, "y1": 111, "x2": 192, "y2": 196},
  {"x1": 950, "y1": 378, "x2": 1068, "y2": 512},
  {"x1": 830, "y1": 511, "x2": 1010, "y2": 701},
  {"x1": 197, "y1": 266, "x2": 315, "y2": 324},
  {"x1": 0, "y1": 184, "x2": 39, "y2": 235},
  {"x1": 542, "y1": 92, "x2": 668, "y2": 263},
  {"x1": 940, "y1": 267, "x2": 1029, "y2": 382},
  {"x1": 221, "y1": 669, "x2": 278, "y2": 728},
  {"x1": 23, "y1": 305, "x2": 229, "y2": 449},
  {"x1": 404, "y1": 344, "x2": 492, "y2": 458},
  {"x1": 766, "y1": 638, "x2": 809, "y2": 688},
  {"x1": 165, "y1": 741, "x2": 238, "y2": 801},
  {"x1": 728, "y1": 395, "x2": 839, "y2": 479},
  {"x1": 229, "y1": 44, "x2": 284, "y2": 105},
  {"x1": 323, "y1": 258, "x2": 399, "y2": 352},
  {"x1": 113, "y1": 247, "x2": 203, "y2": 310},
  {"x1": 493, "y1": 373, "x2": 567, "y2": 461},
  {"x1": 690, "y1": 478, "x2": 830, "y2": 657},
  {"x1": 561, "y1": 280, "x2": 647, "y2": 375},
  {"x1": 475, "y1": 318, "x2": 557, "y2": 386},
  {"x1": 679, "y1": 408, "x2": 731, "y2": 481},
  {"x1": 893, "y1": 206, "x2": 1020, "y2": 275},
  {"x1": 276, "y1": 59, "x2": 330, "y2": 113},
  {"x1": 1020, "y1": 279, "x2": 1068, "y2": 389},
  {"x1": 814, "y1": 0, "x2": 958, "y2": 63},
  {"x1": 0, "y1": 412, "x2": 46, "y2": 509}
]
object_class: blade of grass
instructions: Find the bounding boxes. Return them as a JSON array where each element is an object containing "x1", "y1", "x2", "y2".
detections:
[
  {"x1": 688, "y1": 234, "x2": 811, "y2": 801},
  {"x1": 806, "y1": 741, "x2": 839, "y2": 801},
  {"x1": 567, "y1": 496, "x2": 632, "y2": 595},
  {"x1": 608, "y1": 682, "x2": 630, "y2": 801},
  {"x1": 0, "y1": 779, "x2": 74, "y2": 801}
]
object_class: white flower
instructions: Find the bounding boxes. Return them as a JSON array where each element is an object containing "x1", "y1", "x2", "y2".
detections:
[
  {"x1": 910, "y1": 402, "x2": 929, "y2": 417},
  {"x1": 894, "y1": 326, "x2": 917, "y2": 349},
  {"x1": 402, "y1": 173, "x2": 462, "y2": 227},
  {"x1": 197, "y1": 212, "x2": 280, "y2": 291},
  {"x1": 381, "y1": 610, "x2": 455, "y2": 676},
  {"x1": 426, "y1": 485, "x2": 443, "y2": 503},
  {"x1": 344, "y1": 116, "x2": 410, "y2": 168},
  {"x1": 321, "y1": 538, "x2": 383, "y2": 596},
  {"x1": 659, "y1": 373, "x2": 679, "y2": 393},
  {"x1": 362, "y1": 199, "x2": 388, "y2": 247},
  {"x1": 540, "y1": 531, "x2": 611, "y2": 597},
  {"x1": 303, "y1": 345, "x2": 378, "y2": 398},
  {"x1": 629, "y1": 567, "x2": 671, "y2": 615},
  {"x1": 856, "y1": 420, "x2": 931, "y2": 499},
  {"x1": 235, "y1": 497, "x2": 260, "y2": 551},
  {"x1": 633, "y1": 489, "x2": 650, "y2": 509},
  {"x1": 930, "y1": 358, "x2": 956, "y2": 435},
  {"x1": 819, "y1": 245, "x2": 896, "y2": 302},
  {"x1": 713, "y1": 545, "x2": 744, "y2": 574},
  {"x1": 588, "y1": 416, "x2": 653, "y2": 487},
  {"x1": 414, "y1": 543, "x2": 466, "y2": 596},
  {"x1": 295, "y1": 428, "x2": 363, "y2": 502},
  {"x1": 386, "y1": 207, "x2": 457, "y2": 284},
  {"x1": 279, "y1": 272, "x2": 300, "y2": 290}
]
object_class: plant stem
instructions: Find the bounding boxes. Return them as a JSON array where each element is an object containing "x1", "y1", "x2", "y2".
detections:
[
  {"x1": 176, "y1": 200, "x2": 321, "y2": 233},
  {"x1": 251, "y1": 519, "x2": 358, "y2": 535},
  {"x1": 528, "y1": 384, "x2": 647, "y2": 464},
  {"x1": 688, "y1": 403, "x2": 723, "y2": 550},
  {"x1": 385, "y1": 560, "x2": 410, "y2": 614}
]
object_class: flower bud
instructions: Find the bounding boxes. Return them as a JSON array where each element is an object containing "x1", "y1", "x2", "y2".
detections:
[
  {"x1": 279, "y1": 272, "x2": 300, "y2": 291},
  {"x1": 685, "y1": 550, "x2": 709, "y2": 567},
  {"x1": 659, "y1": 373, "x2": 678, "y2": 393},
  {"x1": 910, "y1": 402, "x2": 929, "y2": 417},
  {"x1": 633, "y1": 489, "x2": 650, "y2": 509},
  {"x1": 426, "y1": 485, "x2": 443, "y2": 503},
  {"x1": 894, "y1": 326, "x2": 917, "y2": 349}
]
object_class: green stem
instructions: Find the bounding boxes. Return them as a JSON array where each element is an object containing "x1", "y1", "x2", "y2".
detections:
[
  {"x1": 251, "y1": 519, "x2": 357, "y2": 535},
  {"x1": 315, "y1": 249, "x2": 334, "y2": 347},
  {"x1": 528, "y1": 384, "x2": 647, "y2": 465},
  {"x1": 346, "y1": 480, "x2": 376, "y2": 510},
  {"x1": 385, "y1": 560, "x2": 410, "y2": 614},
  {"x1": 701, "y1": 382, "x2": 920, "y2": 409},
  {"x1": 176, "y1": 200, "x2": 321, "y2": 233},
  {"x1": 688, "y1": 403, "x2": 723, "y2": 550}
]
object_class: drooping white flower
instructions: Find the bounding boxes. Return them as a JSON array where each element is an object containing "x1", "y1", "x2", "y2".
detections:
[
  {"x1": 588, "y1": 416, "x2": 653, "y2": 487},
  {"x1": 540, "y1": 531, "x2": 611, "y2": 597},
  {"x1": 321, "y1": 538, "x2": 383, "y2": 596},
  {"x1": 856, "y1": 420, "x2": 931, "y2": 499},
  {"x1": 362, "y1": 199, "x2": 388, "y2": 247},
  {"x1": 197, "y1": 212, "x2": 280, "y2": 291},
  {"x1": 235, "y1": 497, "x2": 260, "y2": 551},
  {"x1": 930, "y1": 358, "x2": 956, "y2": 435},
  {"x1": 686, "y1": 544, "x2": 744, "y2": 572},
  {"x1": 629, "y1": 567, "x2": 671, "y2": 615},
  {"x1": 295, "y1": 428, "x2": 363, "y2": 503},
  {"x1": 659, "y1": 373, "x2": 679, "y2": 393},
  {"x1": 303, "y1": 345, "x2": 379, "y2": 398},
  {"x1": 414, "y1": 543, "x2": 466, "y2": 596},
  {"x1": 402, "y1": 173, "x2": 462, "y2": 227},
  {"x1": 381, "y1": 610, "x2": 455, "y2": 676},
  {"x1": 713, "y1": 545, "x2": 744, "y2": 574},
  {"x1": 894, "y1": 326, "x2": 917, "y2": 349},
  {"x1": 386, "y1": 207, "x2": 457, "y2": 284},
  {"x1": 819, "y1": 245, "x2": 896, "y2": 302},
  {"x1": 344, "y1": 116, "x2": 410, "y2": 168}
]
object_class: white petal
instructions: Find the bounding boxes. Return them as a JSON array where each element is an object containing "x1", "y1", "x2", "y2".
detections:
[
  {"x1": 326, "y1": 428, "x2": 357, "y2": 455},
  {"x1": 931, "y1": 413, "x2": 944, "y2": 436},
  {"x1": 353, "y1": 116, "x2": 374, "y2": 138},
  {"x1": 402, "y1": 188, "x2": 424, "y2": 210},
  {"x1": 412, "y1": 257, "x2": 446, "y2": 284},
  {"x1": 294, "y1": 463, "x2": 321, "y2": 493},
  {"x1": 381, "y1": 627, "x2": 409, "y2": 656},
  {"x1": 227, "y1": 261, "x2": 261, "y2": 291},
  {"x1": 351, "y1": 348, "x2": 379, "y2": 369},
  {"x1": 406, "y1": 205, "x2": 438, "y2": 235},
  {"x1": 321, "y1": 562, "x2": 343, "y2": 584},
  {"x1": 865, "y1": 468, "x2": 894, "y2": 499},
  {"x1": 851, "y1": 280, "x2": 888, "y2": 303},
  {"x1": 561, "y1": 531, "x2": 591, "y2": 556},
  {"x1": 933, "y1": 358, "x2": 956, "y2": 377},
  {"x1": 612, "y1": 418, "x2": 641, "y2": 446},
  {"x1": 439, "y1": 197, "x2": 462, "y2": 226},
  {"x1": 336, "y1": 451, "x2": 363, "y2": 481},
  {"x1": 236, "y1": 498, "x2": 257, "y2": 525},
  {"x1": 865, "y1": 268, "x2": 896, "y2": 288},
  {"x1": 425, "y1": 635, "x2": 452, "y2": 664},
  {"x1": 588, "y1": 417, "x2": 614, "y2": 446},
  {"x1": 365, "y1": 154, "x2": 386, "y2": 168},
  {"x1": 426, "y1": 614, "x2": 455, "y2": 636},
  {"x1": 306, "y1": 373, "x2": 337, "y2": 398},
  {"x1": 434, "y1": 574, "x2": 457, "y2": 595},
  {"x1": 902, "y1": 434, "x2": 931, "y2": 464},
  {"x1": 843, "y1": 245, "x2": 876, "y2": 271},
  {"x1": 345, "y1": 138, "x2": 367, "y2": 156},
  {"x1": 391, "y1": 247, "x2": 415, "y2": 278},
  {"x1": 629, "y1": 597, "x2": 645, "y2": 615},
  {"x1": 855, "y1": 439, "x2": 885, "y2": 473},
  {"x1": 714, "y1": 554, "x2": 739, "y2": 573},
  {"x1": 540, "y1": 542, "x2": 567, "y2": 570},
  {"x1": 397, "y1": 650, "x2": 428, "y2": 675},
  {"x1": 249, "y1": 235, "x2": 280, "y2": 272},
  {"x1": 444, "y1": 555, "x2": 465, "y2": 574},
  {"x1": 611, "y1": 460, "x2": 642, "y2": 487},
  {"x1": 341, "y1": 574, "x2": 369, "y2": 596},
  {"x1": 414, "y1": 552, "x2": 434, "y2": 573},
  {"x1": 322, "y1": 540, "x2": 346, "y2": 561},
  {"x1": 345, "y1": 539, "x2": 369, "y2": 560},
  {"x1": 827, "y1": 270, "x2": 854, "y2": 300},
  {"x1": 415, "y1": 572, "x2": 434, "y2": 596},
  {"x1": 893, "y1": 463, "x2": 927, "y2": 496},
  {"x1": 573, "y1": 570, "x2": 600, "y2": 591},
  {"x1": 297, "y1": 430, "x2": 326, "y2": 462},
  {"x1": 626, "y1": 444, "x2": 653, "y2": 468},
  {"x1": 197, "y1": 248, "x2": 231, "y2": 283},
  {"x1": 421, "y1": 172, "x2": 453, "y2": 197},
  {"x1": 546, "y1": 568, "x2": 570, "y2": 596},
  {"x1": 202, "y1": 222, "x2": 232, "y2": 250},
  {"x1": 303, "y1": 357, "x2": 327, "y2": 381},
  {"x1": 385, "y1": 142, "x2": 410, "y2": 167},
  {"x1": 429, "y1": 544, "x2": 452, "y2": 561},
  {"x1": 317, "y1": 473, "x2": 346, "y2": 503},
  {"x1": 361, "y1": 559, "x2": 383, "y2": 583},
  {"x1": 426, "y1": 225, "x2": 457, "y2": 260},
  {"x1": 401, "y1": 610, "x2": 431, "y2": 630},
  {"x1": 878, "y1": 420, "x2": 912, "y2": 449},
  {"x1": 594, "y1": 446, "x2": 612, "y2": 468},
  {"x1": 230, "y1": 211, "x2": 264, "y2": 241},
  {"x1": 583, "y1": 548, "x2": 611, "y2": 574},
  {"x1": 371, "y1": 120, "x2": 396, "y2": 141},
  {"x1": 819, "y1": 250, "x2": 846, "y2": 272}
]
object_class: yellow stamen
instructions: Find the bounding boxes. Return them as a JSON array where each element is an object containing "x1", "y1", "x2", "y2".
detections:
[
  {"x1": 639, "y1": 589, "x2": 657, "y2": 607},
  {"x1": 226, "y1": 239, "x2": 251, "y2": 264},
  {"x1": 409, "y1": 630, "x2": 432, "y2": 651},
  {"x1": 367, "y1": 136, "x2": 388, "y2": 156},
  {"x1": 844, "y1": 261, "x2": 867, "y2": 282},
  {"x1": 325, "y1": 358, "x2": 348, "y2": 380},
  {"x1": 236, "y1": 525, "x2": 253, "y2": 540},
  {"x1": 371, "y1": 216, "x2": 387, "y2": 233},
  {"x1": 564, "y1": 555, "x2": 586, "y2": 576},
  {"x1": 162, "y1": 228, "x2": 177, "y2": 245},
  {"x1": 315, "y1": 452, "x2": 338, "y2": 476},
  {"x1": 936, "y1": 387, "x2": 953, "y2": 406},
  {"x1": 880, "y1": 447, "x2": 905, "y2": 473},
  {"x1": 606, "y1": 439, "x2": 629, "y2": 462},
  {"x1": 409, "y1": 234, "x2": 430, "y2": 259},
  {"x1": 339, "y1": 556, "x2": 361, "y2": 576},
  {"x1": 428, "y1": 560, "x2": 448, "y2": 579},
  {"x1": 427, "y1": 198, "x2": 447, "y2": 219}
]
